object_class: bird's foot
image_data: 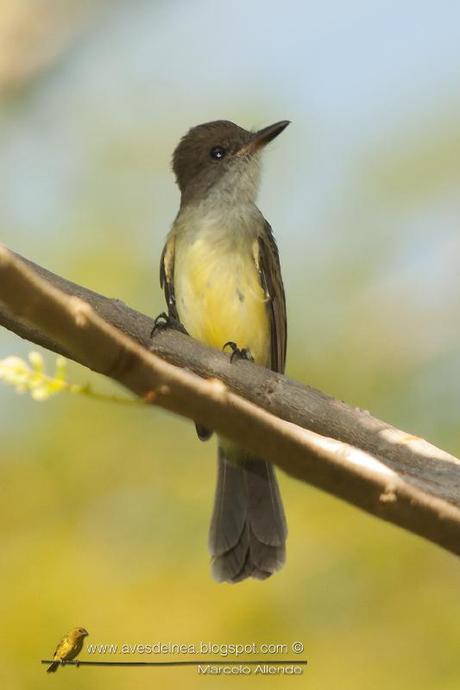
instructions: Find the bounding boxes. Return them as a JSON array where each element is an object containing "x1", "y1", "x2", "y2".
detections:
[
  {"x1": 150, "y1": 312, "x2": 187, "y2": 338},
  {"x1": 75, "y1": 660, "x2": 80, "y2": 668},
  {"x1": 223, "y1": 341, "x2": 254, "y2": 363}
]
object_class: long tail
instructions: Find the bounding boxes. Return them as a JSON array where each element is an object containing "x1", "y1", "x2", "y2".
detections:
[
  {"x1": 209, "y1": 447, "x2": 287, "y2": 583},
  {"x1": 46, "y1": 661, "x2": 59, "y2": 673}
]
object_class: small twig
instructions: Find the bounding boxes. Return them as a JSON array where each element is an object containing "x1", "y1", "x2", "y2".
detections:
[{"x1": 40, "y1": 659, "x2": 309, "y2": 668}]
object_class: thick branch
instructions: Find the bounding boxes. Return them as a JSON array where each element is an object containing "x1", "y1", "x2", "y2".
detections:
[{"x1": 0, "y1": 246, "x2": 459, "y2": 557}]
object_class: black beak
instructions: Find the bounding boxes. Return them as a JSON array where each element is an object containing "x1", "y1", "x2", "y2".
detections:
[{"x1": 237, "y1": 120, "x2": 290, "y2": 156}]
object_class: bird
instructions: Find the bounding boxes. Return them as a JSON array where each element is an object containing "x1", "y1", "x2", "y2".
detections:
[
  {"x1": 46, "y1": 627, "x2": 88, "y2": 672},
  {"x1": 159, "y1": 119, "x2": 289, "y2": 583}
]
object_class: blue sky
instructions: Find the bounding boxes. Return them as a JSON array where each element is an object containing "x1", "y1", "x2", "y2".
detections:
[{"x1": 2, "y1": 0, "x2": 460, "y2": 245}]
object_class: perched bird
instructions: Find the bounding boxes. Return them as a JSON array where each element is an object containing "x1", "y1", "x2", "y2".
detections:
[
  {"x1": 46, "y1": 627, "x2": 88, "y2": 672},
  {"x1": 160, "y1": 119, "x2": 289, "y2": 582}
]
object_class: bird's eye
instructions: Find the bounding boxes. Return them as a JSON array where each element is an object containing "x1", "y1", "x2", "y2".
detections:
[{"x1": 210, "y1": 146, "x2": 226, "y2": 160}]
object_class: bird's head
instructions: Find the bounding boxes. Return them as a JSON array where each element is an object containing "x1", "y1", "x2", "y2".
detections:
[
  {"x1": 172, "y1": 120, "x2": 290, "y2": 205},
  {"x1": 72, "y1": 627, "x2": 89, "y2": 639}
]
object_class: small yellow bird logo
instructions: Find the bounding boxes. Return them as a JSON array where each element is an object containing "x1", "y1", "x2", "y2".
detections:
[{"x1": 46, "y1": 627, "x2": 89, "y2": 673}]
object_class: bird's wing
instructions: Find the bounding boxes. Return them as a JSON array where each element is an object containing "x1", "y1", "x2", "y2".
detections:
[
  {"x1": 255, "y1": 222, "x2": 287, "y2": 374},
  {"x1": 160, "y1": 232, "x2": 211, "y2": 440},
  {"x1": 53, "y1": 636, "x2": 72, "y2": 660},
  {"x1": 67, "y1": 637, "x2": 84, "y2": 661},
  {"x1": 160, "y1": 233, "x2": 179, "y2": 321}
]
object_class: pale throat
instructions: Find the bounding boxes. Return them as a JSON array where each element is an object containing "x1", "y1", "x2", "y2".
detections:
[{"x1": 177, "y1": 159, "x2": 263, "y2": 238}]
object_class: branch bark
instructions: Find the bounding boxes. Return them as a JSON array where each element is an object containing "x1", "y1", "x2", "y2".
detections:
[{"x1": 0, "y1": 245, "x2": 459, "y2": 556}]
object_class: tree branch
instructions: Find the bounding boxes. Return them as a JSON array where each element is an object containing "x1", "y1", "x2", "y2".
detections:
[{"x1": 0, "y1": 245, "x2": 459, "y2": 556}]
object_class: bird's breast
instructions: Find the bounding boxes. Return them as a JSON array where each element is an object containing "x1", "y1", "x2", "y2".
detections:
[{"x1": 173, "y1": 223, "x2": 270, "y2": 366}]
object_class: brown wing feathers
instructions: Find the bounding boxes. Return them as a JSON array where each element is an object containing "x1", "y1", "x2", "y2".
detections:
[{"x1": 256, "y1": 222, "x2": 287, "y2": 374}]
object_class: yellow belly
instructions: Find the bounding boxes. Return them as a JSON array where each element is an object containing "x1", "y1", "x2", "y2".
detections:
[{"x1": 174, "y1": 235, "x2": 270, "y2": 366}]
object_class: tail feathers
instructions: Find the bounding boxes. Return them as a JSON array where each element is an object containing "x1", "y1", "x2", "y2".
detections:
[
  {"x1": 246, "y1": 458, "x2": 286, "y2": 547},
  {"x1": 209, "y1": 449, "x2": 287, "y2": 583},
  {"x1": 47, "y1": 661, "x2": 59, "y2": 673}
]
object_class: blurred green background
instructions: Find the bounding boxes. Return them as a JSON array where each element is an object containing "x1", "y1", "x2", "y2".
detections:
[{"x1": 1, "y1": 1, "x2": 459, "y2": 688}]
